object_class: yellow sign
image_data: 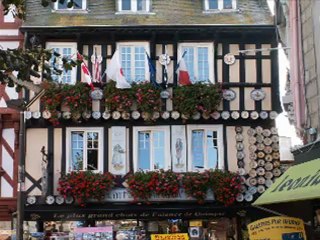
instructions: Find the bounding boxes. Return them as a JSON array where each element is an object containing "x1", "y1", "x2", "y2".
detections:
[
  {"x1": 189, "y1": 220, "x2": 202, "y2": 227},
  {"x1": 151, "y1": 233, "x2": 189, "y2": 240},
  {"x1": 248, "y1": 216, "x2": 307, "y2": 240}
]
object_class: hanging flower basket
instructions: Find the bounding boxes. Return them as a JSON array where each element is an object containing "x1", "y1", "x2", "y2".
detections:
[
  {"x1": 172, "y1": 82, "x2": 222, "y2": 118},
  {"x1": 57, "y1": 171, "x2": 114, "y2": 207}
]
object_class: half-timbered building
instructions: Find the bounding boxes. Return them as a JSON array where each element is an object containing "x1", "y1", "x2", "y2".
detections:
[
  {"x1": 20, "y1": 0, "x2": 282, "y2": 239},
  {"x1": 0, "y1": 3, "x2": 23, "y2": 234}
]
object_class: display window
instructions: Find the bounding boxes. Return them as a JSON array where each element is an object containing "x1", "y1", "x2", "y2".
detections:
[{"x1": 24, "y1": 218, "x2": 237, "y2": 240}]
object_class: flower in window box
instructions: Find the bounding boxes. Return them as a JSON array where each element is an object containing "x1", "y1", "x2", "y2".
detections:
[
  {"x1": 104, "y1": 81, "x2": 134, "y2": 113},
  {"x1": 126, "y1": 171, "x2": 157, "y2": 202},
  {"x1": 181, "y1": 171, "x2": 211, "y2": 204},
  {"x1": 57, "y1": 171, "x2": 114, "y2": 207},
  {"x1": 132, "y1": 82, "x2": 163, "y2": 120},
  {"x1": 41, "y1": 81, "x2": 92, "y2": 125},
  {"x1": 153, "y1": 170, "x2": 181, "y2": 198},
  {"x1": 209, "y1": 170, "x2": 242, "y2": 206},
  {"x1": 173, "y1": 82, "x2": 222, "y2": 117}
]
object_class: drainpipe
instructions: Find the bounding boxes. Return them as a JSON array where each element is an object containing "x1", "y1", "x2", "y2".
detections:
[
  {"x1": 16, "y1": 110, "x2": 26, "y2": 240},
  {"x1": 290, "y1": 0, "x2": 306, "y2": 135}
]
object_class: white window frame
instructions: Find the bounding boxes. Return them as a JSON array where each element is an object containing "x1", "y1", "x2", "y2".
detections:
[
  {"x1": 117, "y1": 0, "x2": 151, "y2": 13},
  {"x1": 53, "y1": 0, "x2": 87, "y2": 11},
  {"x1": 133, "y1": 126, "x2": 171, "y2": 171},
  {"x1": 178, "y1": 42, "x2": 215, "y2": 83},
  {"x1": 66, "y1": 127, "x2": 104, "y2": 173},
  {"x1": 46, "y1": 42, "x2": 77, "y2": 84},
  {"x1": 187, "y1": 125, "x2": 224, "y2": 171},
  {"x1": 117, "y1": 41, "x2": 150, "y2": 83},
  {"x1": 204, "y1": 0, "x2": 237, "y2": 11}
]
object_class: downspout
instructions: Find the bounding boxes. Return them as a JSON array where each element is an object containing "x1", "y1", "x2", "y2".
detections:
[{"x1": 290, "y1": 0, "x2": 306, "y2": 136}]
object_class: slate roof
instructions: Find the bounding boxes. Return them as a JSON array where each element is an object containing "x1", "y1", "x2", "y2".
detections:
[{"x1": 23, "y1": 0, "x2": 273, "y2": 28}]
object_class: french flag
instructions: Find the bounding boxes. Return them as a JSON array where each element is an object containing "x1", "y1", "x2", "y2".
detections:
[
  {"x1": 77, "y1": 52, "x2": 94, "y2": 90},
  {"x1": 176, "y1": 57, "x2": 192, "y2": 86}
]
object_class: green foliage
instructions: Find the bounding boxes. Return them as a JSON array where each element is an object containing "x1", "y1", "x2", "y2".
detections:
[
  {"x1": 0, "y1": 47, "x2": 80, "y2": 92},
  {"x1": 172, "y1": 82, "x2": 222, "y2": 117}
]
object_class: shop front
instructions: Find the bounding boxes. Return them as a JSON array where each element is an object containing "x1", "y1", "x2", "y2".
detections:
[{"x1": 23, "y1": 201, "x2": 268, "y2": 240}]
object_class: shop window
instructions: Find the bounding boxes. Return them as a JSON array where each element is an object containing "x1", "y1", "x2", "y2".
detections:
[
  {"x1": 187, "y1": 125, "x2": 224, "y2": 171},
  {"x1": 66, "y1": 128, "x2": 104, "y2": 172},
  {"x1": 133, "y1": 126, "x2": 170, "y2": 171},
  {"x1": 117, "y1": 42, "x2": 150, "y2": 83},
  {"x1": 53, "y1": 0, "x2": 87, "y2": 11},
  {"x1": 117, "y1": 0, "x2": 151, "y2": 13},
  {"x1": 204, "y1": 0, "x2": 236, "y2": 11},
  {"x1": 46, "y1": 42, "x2": 77, "y2": 84},
  {"x1": 178, "y1": 43, "x2": 214, "y2": 83}
]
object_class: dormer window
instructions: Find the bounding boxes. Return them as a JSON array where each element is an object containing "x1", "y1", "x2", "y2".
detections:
[
  {"x1": 118, "y1": 0, "x2": 151, "y2": 13},
  {"x1": 54, "y1": 0, "x2": 87, "y2": 11},
  {"x1": 204, "y1": 0, "x2": 236, "y2": 11}
]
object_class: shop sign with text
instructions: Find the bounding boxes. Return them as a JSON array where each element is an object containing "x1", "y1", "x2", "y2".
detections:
[{"x1": 248, "y1": 217, "x2": 306, "y2": 240}]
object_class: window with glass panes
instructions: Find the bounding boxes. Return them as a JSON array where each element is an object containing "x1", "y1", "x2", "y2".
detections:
[
  {"x1": 179, "y1": 43, "x2": 214, "y2": 83},
  {"x1": 187, "y1": 125, "x2": 224, "y2": 171},
  {"x1": 118, "y1": 42, "x2": 149, "y2": 83},
  {"x1": 46, "y1": 42, "x2": 77, "y2": 84},
  {"x1": 119, "y1": 0, "x2": 150, "y2": 12},
  {"x1": 133, "y1": 126, "x2": 170, "y2": 171},
  {"x1": 67, "y1": 128, "x2": 103, "y2": 172},
  {"x1": 205, "y1": 0, "x2": 236, "y2": 10},
  {"x1": 57, "y1": 0, "x2": 86, "y2": 10}
]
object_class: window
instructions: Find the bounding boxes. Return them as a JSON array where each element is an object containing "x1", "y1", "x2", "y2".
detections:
[
  {"x1": 204, "y1": 0, "x2": 236, "y2": 10},
  {"x1": 133, "y1": 126, "x2": 170, "y2": 171},
  {"x1": 66, "y1": 128, "x2": 104, "y2": 172},
  {"x1": 118, "y1": 0, "x2": 150, "y2": 12},
  {"x1": 46, "y1": 42, "x2": 77, "y2": 84},
  {"x1": 178, "y1": 43, "x2": 214, "y2": 83},
  {"x1": 117, "y1": 42, "x2": 150, "y2": 83},
  {"x1": 187, "y1": 125, "x2": 224, "y2": 171},
  {"x1": 54, "y1": 0, "x2": 87, "y2": 10}
]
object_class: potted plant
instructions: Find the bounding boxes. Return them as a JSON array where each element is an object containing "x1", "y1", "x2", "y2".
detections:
[
  {"x1": 57, "y1": 171, "x2": 114, "y2": 207},
  {"x1": 172, "y1": 82, "x2": 222, "y2": 118}
]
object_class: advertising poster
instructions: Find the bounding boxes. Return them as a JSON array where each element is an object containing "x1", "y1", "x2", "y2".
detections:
[
  {"x1": 248, "y1": 216, "x2": 306, "y2": 240},
  {"x1": 74, "y1": 226, "x2": 113, "y2": 240},
  {"x1": 151, "y1": 233, "x2": 189, "y2": 240}
]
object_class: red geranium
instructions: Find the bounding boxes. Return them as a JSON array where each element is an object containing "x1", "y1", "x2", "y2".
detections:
[
  {"x1": 209, "y1": 170, "x2": 242, "y2": 206},
  {"x1": 58, "y1": 171, "x2": 114, "y2": 207}
]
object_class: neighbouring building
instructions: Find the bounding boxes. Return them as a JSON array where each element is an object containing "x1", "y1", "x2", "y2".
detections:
[
  {"x1": 276, "y1": 0, "x2": 320, "y2": 238},
  {"x1": 20, "y1": 0, "x2": 282, "y2": 239},
  {"x1": 0, "y1": 3, "x2": 23, "y2": 237}
]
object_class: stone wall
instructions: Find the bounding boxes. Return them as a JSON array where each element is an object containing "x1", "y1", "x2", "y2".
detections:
[{"x1": 300, "y1": 0, "x2": 320, "y2": 134}]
